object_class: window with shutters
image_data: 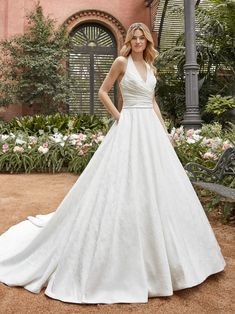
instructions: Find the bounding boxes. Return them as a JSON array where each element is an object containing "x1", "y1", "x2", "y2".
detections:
[{"x1": 68, "y1": 23, "x2": 118, "y2": 116}]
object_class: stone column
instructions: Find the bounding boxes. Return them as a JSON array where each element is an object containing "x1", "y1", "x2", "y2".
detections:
[{"x1": 182, "y1": 0, "x2": 202, "y2": 129}]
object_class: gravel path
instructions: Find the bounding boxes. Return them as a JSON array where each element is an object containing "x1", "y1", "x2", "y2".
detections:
[{"x1": 0, "y1": 173, "x2": 234, "y2": 314}]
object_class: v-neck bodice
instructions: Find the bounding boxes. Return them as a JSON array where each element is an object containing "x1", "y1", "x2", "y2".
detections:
[
  {"x1": 119, "y1": 54, "x2": 157, "y2": 109},
  {"x1": 129, "y1": 54, "x2": 148, "y2": 83}
]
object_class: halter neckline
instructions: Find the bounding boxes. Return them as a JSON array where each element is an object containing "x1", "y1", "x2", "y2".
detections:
[{"x1": 129, "y1": 54, "x2": 148, "y2": 84}]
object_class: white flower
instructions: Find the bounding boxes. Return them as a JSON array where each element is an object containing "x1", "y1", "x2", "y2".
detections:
[
  {"x1": 192, "y1": 134, "x2": 202, "y2": 142},
  {"x1": 170, "y1": 127, "x2": 176, "y2": 136},
  {"x1": 211, "y1": 137, "x2": 222, "y2": 150},
  {"x1": 16, "y1": 138, "x2": 26, "y2": 145},
  {"x1": 186, "y1": 138, "x2": 196, "y2": 144},
  {"x1": 38, "y1": 146, "x2": 49, "y2": 154},
  {"x1": 69, "y1": 134, "x2": 79, "y2": 140},
  {"x1": 1, "y1": 134, "x2": 9, "y2": 141},
  {"x1": 60, "y1": 142, "x2": 65, "y2": 147},
  {"x1": 38, "y1": 129, "x2": 44, "y2": 135},
  {"x1": 49, "y1": 133, "x2": 63, "y2": 143},
  {"x1": 97, "y1": 135, "x2": 104, "y2": 142},
  {"x1": 201, "y1": 138, "x2": 209, "y2": 146},
  {"x1": 70, "y1": 139, "x2": 77, "y2": 146},
  {"x1": 28, "y1": 136, "x2": 38, "y2": 145},
  {"x1": 69, "y1": 133, "x2": 87, "y2": 143}
]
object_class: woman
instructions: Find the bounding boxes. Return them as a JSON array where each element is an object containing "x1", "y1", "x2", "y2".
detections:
[{"x1": 0, "y1": 22, "x2": 226, "y2": 304}]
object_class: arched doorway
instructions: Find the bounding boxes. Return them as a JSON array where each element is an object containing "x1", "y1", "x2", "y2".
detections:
[{"x1": 69, "y1": 22, "x2": 118, "y2": 116}]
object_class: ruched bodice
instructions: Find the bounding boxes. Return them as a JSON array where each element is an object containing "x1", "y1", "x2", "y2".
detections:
[{"x1": 120, "y1": 54, "x2": 157, "y2": 108}]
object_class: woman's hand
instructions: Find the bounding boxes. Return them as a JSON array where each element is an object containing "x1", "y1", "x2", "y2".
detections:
[{"x1": 113, "y1": 113, "x2": 121, "y2": 122}]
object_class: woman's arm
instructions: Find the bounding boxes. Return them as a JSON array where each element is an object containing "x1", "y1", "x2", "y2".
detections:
[{"x1": 98, "y1": 56, "x2": 126, "y2": 121}]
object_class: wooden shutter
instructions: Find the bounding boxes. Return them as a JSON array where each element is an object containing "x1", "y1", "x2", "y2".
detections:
[{"x1": 69, "y1": 23, "x2": 117, "y2": 116}]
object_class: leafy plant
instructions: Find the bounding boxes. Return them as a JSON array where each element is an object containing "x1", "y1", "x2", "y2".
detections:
[
  {"x1": 155, "y1": 0, "x2": 235, "y2": 124},
  {"x1": 170, "y1": 122, "x2": 235, "y2": 180},
  {"x1": 0, "y1": 113, "x2": 113, "y2": 135},
  {"x1": 0, "y1": 129, "x2": 107, "y2": 174},
  {"x1": 0, "y1": 2, "x2": 70, "y2": 113},
  {"x1": 205, "y1": 95, "x2": 235, "y2": 124}
]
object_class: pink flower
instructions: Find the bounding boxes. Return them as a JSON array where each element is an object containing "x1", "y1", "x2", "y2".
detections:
[
  {"x1": 78, "y1": 149, "x2": 85, "y2": 156},
  {"x1": 175, "y1": 126, "x2": 184, "y2": 135},
  {"x1": 92, "y1": 132, "x2": 105, "y2": 143},
  {"x1": 97, "y1": 135, "x2": 104, "y2": 142},
  {"x1": 77, "y1": 133, "x2": 87, "y2": 141},
  {"x1": 76, "y1": 140, "x2": 83, "y2": 147},
  {"x1": 222, "y1": 142, "x2": 233, "y2": 151},
  {"x1": 83, "y1": 143, "x2": 92, "y2": 148},
  {"x1": 202, "y1": 138, "x2": 216, "y2": 148},
  {"x1": 172, "y1": 133, "x2": 179, "y2": 140},
  {"x1": 79, "y1": 143, "x2": 92, "y2": 154},
  {"x1": 13, "y1": 146, "x2": 24, "y2": 153},
  {"x1": 2, "y1": 143, "x2": 9, "y2": 153},
  {"x1": 186, "y1": 129, "x2": 194, "y2": 138},
  {"x1": 42, "y1": 142, "x2": 49, "y2": 148},
  {"x1": 203, "y1": 152, "x2": 216, "y2": 160}
]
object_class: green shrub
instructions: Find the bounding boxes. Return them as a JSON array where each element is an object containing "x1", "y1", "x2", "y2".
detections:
[{"x1": 0, "y1": 113, "x2": 113, "y2": 135}]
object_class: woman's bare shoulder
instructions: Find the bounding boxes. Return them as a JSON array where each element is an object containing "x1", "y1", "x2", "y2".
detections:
[{"x1": 113, "y1": 56, "x2": 128, "y2": 68}]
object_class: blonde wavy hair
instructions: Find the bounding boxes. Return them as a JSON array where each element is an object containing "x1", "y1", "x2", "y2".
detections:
[{"x1": 119, "y1": 22, "x2": 158, "y2": 75}]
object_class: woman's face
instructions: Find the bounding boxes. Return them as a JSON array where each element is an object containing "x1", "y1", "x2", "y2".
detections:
[{"x1": 130, "y1": 29, "x2": 147, "y2": 53}]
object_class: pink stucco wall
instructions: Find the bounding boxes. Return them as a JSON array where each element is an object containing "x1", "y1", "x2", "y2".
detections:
[
  {"x1": 0, "y1": 0, "x2": 156, "y2": 120},
  {"x1": 0, "y1": 0, "x2": 153, "y2": 40}
]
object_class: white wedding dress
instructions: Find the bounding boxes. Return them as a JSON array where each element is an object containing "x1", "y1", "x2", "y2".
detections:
[{"x1": 0, "y1": 54, "x2": 226, "y2": 304}]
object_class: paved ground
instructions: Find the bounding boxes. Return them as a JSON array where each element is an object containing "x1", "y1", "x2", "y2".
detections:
[{"x1": 0, "y1": 173, "x2": 234, "y2": 314}]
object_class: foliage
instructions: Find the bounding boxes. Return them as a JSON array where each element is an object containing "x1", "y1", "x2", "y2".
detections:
[
  {"x1": 155, "y1": 0, "x2": 235, "y2": 124},
  {"x1": 196, "y1": 0, "x2": 235, "y2": 114},
  {"x1": 0, "y1": 130, "x2": 106, "y2": 174},
  {"x1": 205, "y1": 95, "x2": 235, "y2": 125},
  {"x1": 170, "y1": 121, "x2": 235, "y2": 223},
  {"x1": 0, "y1": 2, "x2": 70, "y2": 113},
  {"x1": 0, "y1": 113, "x2": 113, "y2": 135},
  {"x1": 1, "y1": 117, "x2": 234, "y2": 178},
  {"x1": 155, "y1": 46, "x2": 186, "y2": 126},
  {"x1": 204, "y1": 195, "x2": 234, "y2": 224},
  {"x1": 205, "y1": 95, "x2": 235, "y2": 116},
  {"x1": 170, "y1": 122, "x2": 235, "y2": 186}
]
